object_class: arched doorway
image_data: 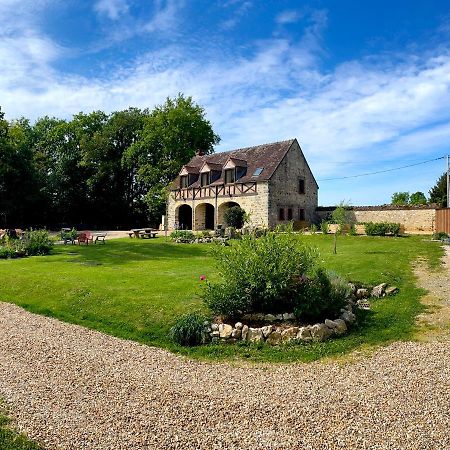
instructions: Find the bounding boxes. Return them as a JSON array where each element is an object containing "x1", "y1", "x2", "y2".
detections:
[
  {"x1": 177, "y1": 204, "x2": 192, "y2": 230},
  {"x1": 218, "y1": 201, "x2": 241, "y2": 227},
  {"x1": 195, "y1": 203, "x2": 215, "y2": 230}
]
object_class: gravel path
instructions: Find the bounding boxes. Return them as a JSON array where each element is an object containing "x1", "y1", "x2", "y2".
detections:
[{"x1": 0, "y1": 302, "x2": 449, "y2": 449}]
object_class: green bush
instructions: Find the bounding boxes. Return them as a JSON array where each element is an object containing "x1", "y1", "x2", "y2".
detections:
[
  {"x1": 293, "y1": 269, "x2": 348, "y2": 322},
  {"x1": 0, "y1": 247, "x2": 14, "y2": 259},
  {"x1": 320, "y1": 220, "x2": 329, "y2": 234},
  {"x1": 170, "y1": 230, "x2": 196, "y2": 241},
  {"x1": 23, "y1": 230, "x2": 53, "y2": 256},
  {"x1": 170, "y1": 312, "x2": 209, "y2": 346},
  {"x1": 224, "y1": 206, "x2": 246, "y2": 229},
  {"x1": 202, "y1": 229, "x2": 317, "y2": 316},
  {"x1": 365, "y1": 222, "x2": 401, "y2": 236},
  {"x1": 432, "y1": 231, "x2": 449, "y2": 240}
]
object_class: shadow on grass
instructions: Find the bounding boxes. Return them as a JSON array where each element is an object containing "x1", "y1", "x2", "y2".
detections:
[{"x1": 46, "y1": 239, "x2": 210, "y2": 266}]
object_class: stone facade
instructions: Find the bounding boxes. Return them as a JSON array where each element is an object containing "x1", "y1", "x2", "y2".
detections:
[
  {"x1": 316, "y1": 205, "x2": 436, "y2": 234},
  {"x1": 268, "y1": 140, "x2": 318, "y2": 228},
  {"x1": 167, "y1": 139, "x2": 318, "y2": 231}
]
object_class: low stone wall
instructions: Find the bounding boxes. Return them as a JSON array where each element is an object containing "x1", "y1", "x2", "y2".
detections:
[{"x1": 316, "y1": 205, "x2": 436, "y2": 234}]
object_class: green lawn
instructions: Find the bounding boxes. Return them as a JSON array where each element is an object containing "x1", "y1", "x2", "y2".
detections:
[
  {"x1": 0, "y1": 235, "x2": 443, "y2": 363},
  {"x1": 0, "y1": 409, "x2": 42, "y2": 450}
]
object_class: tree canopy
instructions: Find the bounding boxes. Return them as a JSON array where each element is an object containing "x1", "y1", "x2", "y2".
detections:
[
  {"x1": 0, "y1": 95, "x2": 219, "y2": 229},
  {"x1": 429, "y1": 172, "x2": 447, "y2": 207}
]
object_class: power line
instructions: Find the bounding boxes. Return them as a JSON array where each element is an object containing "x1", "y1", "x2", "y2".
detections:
[{"x1": 318, "y1": 156, "x2": 445, "y2": 181}]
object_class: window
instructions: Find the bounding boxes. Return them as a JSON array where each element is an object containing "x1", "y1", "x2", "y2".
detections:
[
  {"x1": 287, "y1": 208, "x2": 293, "y2": 220},
  {"x1": 225, "y1": 169, "x2": 235, "y2": 184},
  {"x1": 180, "y1": 175, "x2": 188, "y2": 188},
  {"x1": 253, "y1": 167, "x2": 264, "y2": 176},
  {"x1": 299, "y1": 178, "x2": 305, "y2": 194},
  {"x1": 299, "y1": 208, "x2": 305, "y2": 221},
  {"x1": 236, "y1": 166, "x2": 246, "y2": 180},
  {"x1": 200, "y1": 172, "x2": 210, "y2": 187},
  {"x1": 279, "y1": 208, "x2": 285, "y2": 220}
]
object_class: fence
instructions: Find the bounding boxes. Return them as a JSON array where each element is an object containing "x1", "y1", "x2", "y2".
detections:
[{"x1": 435, "y1": 208, "x2": 450, "y2": 234}]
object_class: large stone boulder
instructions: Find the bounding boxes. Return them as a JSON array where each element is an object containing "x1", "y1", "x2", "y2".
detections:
[
  {"x1": 241, "y1": 325, "x2": 249, "y2": 341},
  {"x1": 385, "y1": 286, "x2": 399, "y2": 296},
  {"x1": 234, "y1": 322, "x2": 243, "y2": 330},
  {"x1": 231, "y1": 328, "x2": 242, "y2": 339},
  {"x1": 219, "y1": 323, "x2": 233, "y2": 339},
  {"x1": 247, "y1": 327, "x2": 264, "y2": 342},
  {"x1": 281, "y1": 327, "x2": 299, "y2": 343},
  {"x1": 356, "y1": 288, "x2": 369, "y2": 299},
  {"x1": 371, "y1": 283, "x2": 387, "y2": 298},
  {"x1": 282, "y1": 313, "x2": 296, "y2": 321},
  {"x1": 266, "y1": 330, "x2": 282, "y2": 345},
  {"x1": 297, "y1": 326, "x2": 312, "y2": 341},
  {"x1": 264, "y1": 314, "x2": 276, "y2": 322},
  {"x1": 340, "y1": 310, "x2": 356, "y2": 325},
  {"x1": 261, "y1": 325, "x2": 273, "y2": 338},
  {"x1": 324, "y1": 319, "x2": 338, "y2": 329},
  {"x1": 310, "y1": 323, "x2": 332, "y2": 342},
  {"x1": 333, "y1": 319, "x2": 347, "y2": 335}
]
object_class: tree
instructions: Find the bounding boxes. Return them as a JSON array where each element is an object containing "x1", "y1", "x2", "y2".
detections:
[
  {"x1": 124, "y1": 94, "x2": 220, "y2": 225},
  {"x1": 409, "y1": 191, "x2": 427, "y2": 205},
  {"x1": 391, "y1": 192, "x2": 410, "y2": 205},
  {"x1": 331, "y1": 201, "x2": 354, "y2": 234},
  {"x1": 224, "y1": 206, "x2": 246, "y2": 228},
  {"x1": 429, "y1": 173, "x2": 447, "y2": 207}
]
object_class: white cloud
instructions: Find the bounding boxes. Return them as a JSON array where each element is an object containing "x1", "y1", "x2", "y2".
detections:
[
  {"x1": 276, "y1": 10, "x2": 302, "y2": 25},
  {"x1": 95, "y1": 0, "x2": 130, "y2": 20},
  {"x1": 143, "y1": 0, "x2": 183, "y2": 33}
]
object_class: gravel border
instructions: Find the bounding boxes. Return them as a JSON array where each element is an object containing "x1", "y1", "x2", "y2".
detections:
[{"x1": 0, "y1": 301, "x2": 449, "y2": 449}]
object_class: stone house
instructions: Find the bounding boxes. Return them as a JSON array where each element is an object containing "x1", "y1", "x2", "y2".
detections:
[{"x1": 167, "y1": 139, "x2": 318, "y2": 231}]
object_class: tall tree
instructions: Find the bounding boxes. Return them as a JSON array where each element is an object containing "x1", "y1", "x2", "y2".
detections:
[
  {"x1": 409, "y1": 191, "x2": 427, "y2": 205},
  {"x1": 124, "y1": 94, "x2": 220, "y2": 225},
  {"x1": 391, "y1": 192, "x2": 410, "y2": 205},
  {"x1": 429, "y1": 173, "x2": 447, "y2": 207}
]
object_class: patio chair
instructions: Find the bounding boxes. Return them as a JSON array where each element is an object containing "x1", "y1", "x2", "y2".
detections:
[{"x1": 78, "y1": 231, "x2": 94, "y2": 245}]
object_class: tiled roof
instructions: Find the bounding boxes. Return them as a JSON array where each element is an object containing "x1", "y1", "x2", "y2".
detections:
[{"x1": 171, "y1": 139, "x2": 296, "y2": 189}]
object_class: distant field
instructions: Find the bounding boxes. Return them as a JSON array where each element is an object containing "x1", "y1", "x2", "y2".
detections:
[{"x1": 0, "y1": 235, "x2": 442, "y2": 363}]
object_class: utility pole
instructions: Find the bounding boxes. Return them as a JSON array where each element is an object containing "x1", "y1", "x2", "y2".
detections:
[{"x1": 447, "y1": 155, "x2": 450, "y2": 208}]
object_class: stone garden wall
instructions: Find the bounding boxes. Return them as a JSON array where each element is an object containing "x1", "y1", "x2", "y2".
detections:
[{"x1": 316, "y1": 205, "x2": 436, "y2": 234}]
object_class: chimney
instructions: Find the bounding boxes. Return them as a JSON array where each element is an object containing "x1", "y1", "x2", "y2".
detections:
[{"x1": 196, "y1": 149, "x2": 205, "y2": 156}]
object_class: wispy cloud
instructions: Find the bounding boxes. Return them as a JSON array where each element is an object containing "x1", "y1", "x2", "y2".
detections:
[
  {"x1": 276, "y1": 9, "x2": 302, "y2": 25},
  {"x1": 143, "y1": 0, "x2": 183, "y2": 33},
  {"x1": 95, "y1": 0, "x2": 130, "y2": 20},
  {"x1": 220, "y1": 0, "x2": 252, "y2": 30}
]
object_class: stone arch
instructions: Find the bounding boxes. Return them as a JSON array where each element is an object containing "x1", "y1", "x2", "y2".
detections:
[
  {"x1": 176, "y1": 204, "x2": 193, "y2": 230},
  {"x1": 195, "y1": 203, "x2": 215, "y2": 230},
  {"x1": 217, "y1": 201, "x2": 241, "y2": 227}
]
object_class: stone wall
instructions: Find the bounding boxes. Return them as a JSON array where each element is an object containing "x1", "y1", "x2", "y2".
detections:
[
  {"x1": 316, "y1": 206, "x2": 436, "y2": 234},
  {"x1": 268, "y1": 140, "x2": 318, "y2": 228}
]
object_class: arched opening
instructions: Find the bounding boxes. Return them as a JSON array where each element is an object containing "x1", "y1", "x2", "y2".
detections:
[
  {"x1": 195, "y1": 203, "x2": 215, "y2": 230},
  {"x1": 176, "y1": 204, "x2": 193, "y2": 230},
  {"x1": 218, "y1": 201, "x2": 241, "y2": 227}
]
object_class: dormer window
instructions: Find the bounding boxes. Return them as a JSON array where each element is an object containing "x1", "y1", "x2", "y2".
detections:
[
  {"x1": 180, "y1": 175, "x2": 188, "y2": 188},
  {"x1": 201, "y1": 172, "x2": 210, "y2": 186},
  {"x1": 225, "y1": 169, "x2": 235, "y2": 184}
]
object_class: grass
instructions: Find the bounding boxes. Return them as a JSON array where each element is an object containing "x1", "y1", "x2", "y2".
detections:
[
  {"x1": 0, "y1": 408, "x2": 42, "y2": 450},
  {"x1": 0, "y1": 234, "x2": 443, "y2": 363}
]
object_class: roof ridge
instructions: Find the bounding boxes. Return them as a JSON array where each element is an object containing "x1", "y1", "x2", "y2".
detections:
[{"x1": 212, "y1": 138, "x2": 295, "y2": 156}]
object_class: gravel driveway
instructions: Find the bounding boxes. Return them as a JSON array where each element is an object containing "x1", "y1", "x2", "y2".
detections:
[{"x1": 0, "y1": 301, "x2": 449, "y2": 450}]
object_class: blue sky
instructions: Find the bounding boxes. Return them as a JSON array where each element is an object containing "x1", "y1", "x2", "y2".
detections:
[{"x1": 1, "y1": 0, "x2": 450, "y2": 205}]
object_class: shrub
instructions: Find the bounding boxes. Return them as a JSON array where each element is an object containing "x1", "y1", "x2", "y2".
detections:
[
  {"x1": 170, "y1": 230, "x2": 196, "y2": 241},
  {"x1": 23, "y1": 230, "x2": 53, "y2": 256},
  {"x1": 309, "y1": 224, "x2": 318, "y2": 234},
  {"x1": 170, "y1": 312, "x2": 210, "y2": 346},
  {"x1": 293, "y1": 269, "x2": 348, "y2": 322},
  {"x1": 320, "y1": 220, "x2": 329, "y2": 234},
  {"x1": 0, "y1": 246, "x2": 14, "y2": 259},
  {"x1": 365, "y1": 222, "x2": 401, "y2": 236},
  {"x1": 224, "y1": 206, "x2": 246, "y2": 229},
  {"x1": 202, "y1": 228, "x2": 317, "y2": 316},
  {"x1": 331, "y1": 202, "x2": 354, "y2": 234},
  {"x1": 433, "y1": 231, "x2": 449, "y2": 240}
]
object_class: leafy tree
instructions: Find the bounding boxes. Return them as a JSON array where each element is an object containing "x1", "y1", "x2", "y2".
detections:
[
  {"x1": 391, "y1": 192, "x2": 410, "y2": 205},
  {"x1": 224, "y1": 206, "x2": 246, "y2": 228},
  {"x1": 429, "y1": 173, "x2": 447, "y2": 207},
  {"x1": 331, "y1": 201, "x2": 354, "y2": 234},
  {"x1": 409, "y1": 191, "x2": 427, "y2": 205},
  {"x1": 124, "y1": 94, "x2": 220, "y2": 225}
]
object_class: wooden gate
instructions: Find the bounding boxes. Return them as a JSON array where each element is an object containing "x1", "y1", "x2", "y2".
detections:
[{"x1": 435, "y1": 208, "x2": 450, "y2": 234}]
